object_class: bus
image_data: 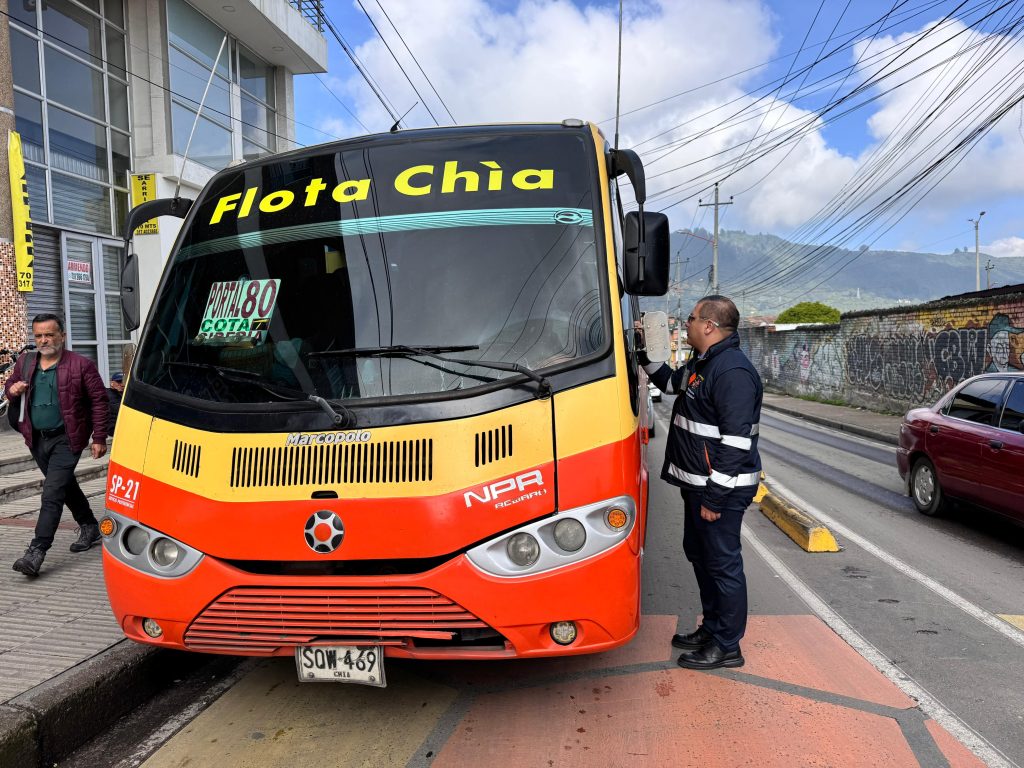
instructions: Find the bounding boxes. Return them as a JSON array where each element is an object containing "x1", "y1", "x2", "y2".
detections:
[{"x1": 103, "y1": 120, "x2": 669, "y2": 685}]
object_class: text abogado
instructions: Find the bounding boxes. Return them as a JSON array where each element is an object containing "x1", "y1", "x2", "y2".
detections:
[{"x1": 286, "y1": 431, "x2": 372, "y2": 446}]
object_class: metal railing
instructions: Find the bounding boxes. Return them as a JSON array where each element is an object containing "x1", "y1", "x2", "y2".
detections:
[{"x1": 288, "y1": 0, "x2": 325, "y2": 32}]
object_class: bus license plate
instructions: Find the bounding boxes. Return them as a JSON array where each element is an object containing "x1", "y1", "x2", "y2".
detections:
[{"x1": 295, "y1": 645, "x2": 386, "y2": 686}]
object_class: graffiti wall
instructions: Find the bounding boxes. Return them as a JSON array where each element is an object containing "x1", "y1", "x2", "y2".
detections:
[{"x1": 739, "y1": 290, "x2": 1024, "y2": 413}]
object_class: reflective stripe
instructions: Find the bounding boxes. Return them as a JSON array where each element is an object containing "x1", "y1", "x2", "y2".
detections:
[
  {"x1": 673, "y1": 415, "x2": 721, "y2": 438},
  {"x1": 720, "y1": 435, "x2": 752, "y2": 450},
  {"x1": 709, "y1": 470, "x2": 760, "y2": 488},
  {"x1": 667, "y1": 464, "x2": 709, "y2": 486}
]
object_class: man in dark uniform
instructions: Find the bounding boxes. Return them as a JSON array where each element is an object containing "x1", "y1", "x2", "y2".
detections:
[
  {"x1": 642, "y1": 296, "x2": 763, "y2": 669},
  {"x1": 5, "y1": 314, "x2": 110, "y2": 577}
]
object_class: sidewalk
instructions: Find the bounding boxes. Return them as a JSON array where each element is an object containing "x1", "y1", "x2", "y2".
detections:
[{"x1": 0, "y1": 399, "x2": 950, "y2": 768}]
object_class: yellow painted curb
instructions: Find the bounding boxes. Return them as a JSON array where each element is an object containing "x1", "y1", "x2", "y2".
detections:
[
  {"x1": 759, "y1": 483, "x2": 840, "y2": 553},
  {"x1": 998, "y1": 615, "x2": 1024, "y2": 631}
]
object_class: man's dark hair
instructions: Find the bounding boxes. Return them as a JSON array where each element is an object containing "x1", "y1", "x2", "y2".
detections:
[
  {"x1": 699, "y1": 295, "x2": 740, "y2": 331},
  {"x1": 31, "y1": 313, "x2": 65, "y2": 333}
]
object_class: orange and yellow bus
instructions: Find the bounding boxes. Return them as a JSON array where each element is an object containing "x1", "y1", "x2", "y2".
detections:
[{"x1": 103, "y1": 120, "x2": 669, "y2": 685}]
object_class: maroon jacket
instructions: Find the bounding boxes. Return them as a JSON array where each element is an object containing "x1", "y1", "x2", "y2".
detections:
[{"x1": 4, "y1": 350, "x2": 110, "y2": 453}]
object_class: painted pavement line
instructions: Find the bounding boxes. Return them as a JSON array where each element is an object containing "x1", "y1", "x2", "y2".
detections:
[
  {"x1": 768, "y1": 477, "x2": 1024, "y2": 651},
  {"x1": 110, "y1": 659, "x2": 259, "y2": 768},
  {"x1": 761, "y1": 407, "x2": 899, "y2": 453},
  {"x1": 742, "y1": 525, "x2": 1015, "y2": 768}
]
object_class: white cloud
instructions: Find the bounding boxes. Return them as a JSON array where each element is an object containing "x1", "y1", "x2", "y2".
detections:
[
  {"x1": 300, "y1": 2, "x2": 1024, "y2": 246},
  {"x1": 985, "y1": 236, "x2": 1024, "y2": 259}
]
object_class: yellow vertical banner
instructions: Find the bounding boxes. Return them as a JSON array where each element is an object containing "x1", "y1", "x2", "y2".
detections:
[
  {"x1": 7, "y1": 131, "x2": 34, "y2": 291},
  {"x1": 130, "y1": 173, "x2": 160, "y2": 235}
]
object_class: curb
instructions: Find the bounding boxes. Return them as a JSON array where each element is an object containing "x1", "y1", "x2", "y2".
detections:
[
  {"x1": 757, "y1": 481, "x2": 841, "y2": 553},
  {"x1": 0, "y1": 640, "x2": 211, "y2": 767},
  {"x1": 761, "y1": 402, "x2": 900, "y2": 446}
]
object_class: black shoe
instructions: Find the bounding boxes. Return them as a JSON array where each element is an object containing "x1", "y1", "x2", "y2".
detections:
[
  {"x1": 70, "y1": 523, "x2": 101, "y2": 553},
  {"x1": 13, "y1": 546, "x2": 45, "y2": 577},
  {"x1": 677, "y1": 643, "x2": 744, "y2": 670},
  {"x1": 671, "y1": 626, "x2": 713, "y2": 650}
]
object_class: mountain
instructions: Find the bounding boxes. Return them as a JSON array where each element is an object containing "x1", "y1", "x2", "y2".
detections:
[{"x1": 639, "y1": 228, "x2": 1024, "y2": 318}]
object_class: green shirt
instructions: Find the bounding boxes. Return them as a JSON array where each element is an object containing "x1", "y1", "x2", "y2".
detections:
[{"x1": 30, "y1": 364, "x2": 63, "y2": 431}]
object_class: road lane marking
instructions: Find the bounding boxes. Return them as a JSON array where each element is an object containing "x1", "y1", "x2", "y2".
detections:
[
  {"x1": 761, "y1": 409, "x2": 899, "y2": 453},
  {"x1": 742, "y1": 525, "x2": 1015, "y2": 768},
  {"x1": 767, "y1": 477, "x2": 1024, "y2": 651}
]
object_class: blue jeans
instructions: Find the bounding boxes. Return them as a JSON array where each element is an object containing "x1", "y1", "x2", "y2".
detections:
[
  {"x1": 29, "y1": 431, "x2": 97, "y2": 551},
  {"x1": 681, "y1": 489, "x2": 747, "y2": 652}
]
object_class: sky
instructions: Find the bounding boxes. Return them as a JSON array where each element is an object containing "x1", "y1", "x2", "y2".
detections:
[{"x1": 291, "y1": 0, "x2": 1024, "y2": 276}]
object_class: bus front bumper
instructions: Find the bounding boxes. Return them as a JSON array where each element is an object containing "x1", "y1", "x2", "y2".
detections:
[{"x1": 102, "y1": 541, "x2": 641, "y2": 660}]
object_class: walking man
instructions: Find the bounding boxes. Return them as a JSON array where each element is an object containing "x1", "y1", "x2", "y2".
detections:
[
  {"x1": 6, "y1": 314, "x2": 110, "y2": 577},
  {"x1": 642, "y1": 296, "x2": 762, "y2": 669}
]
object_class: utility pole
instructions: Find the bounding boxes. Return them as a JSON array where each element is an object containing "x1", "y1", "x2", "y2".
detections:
[
  {"x1": 698, "y1": 183, "x2": 733, "y2": 294},
  {"x1": 985, "y1": 258, "x2": 995, "y2": 289},
  {"x1": 968, "y1": 211, "x2": 986, "y2": 291}
]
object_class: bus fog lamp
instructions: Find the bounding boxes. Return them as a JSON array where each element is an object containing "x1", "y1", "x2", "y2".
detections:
[
  {"x1": 553, "y1": 518, "x2": 586, "y2": 552},
  {"x1": 550, "y1": 621, "x2": 577, "y2": 645},
  {"x1": 606, "y1": 508, "x2": 628, "y2": 529},
  {"x1": 142, "y1": 618, "x2": 163, "y2": 638},
  {"x1": 123, "y1": 526, "x2": 149, "y2": 555},
  {"x1": 99, "y1": 517, "x2": 116, "y2": 537},
  {"x1": 151, "y1": 538, "x2": 181, "y2": 567},
  {"x1": 506, "y1": 533, "x2": 540, "y2": 566}
]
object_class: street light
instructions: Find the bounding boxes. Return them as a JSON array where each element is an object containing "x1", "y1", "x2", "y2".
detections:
[{"x1": 968, "y1": 211, "x2": 986, "y2": 291}]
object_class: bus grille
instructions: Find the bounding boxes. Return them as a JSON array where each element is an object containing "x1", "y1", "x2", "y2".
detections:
[
  {"x1": 172, "y1": 439, "x2": 202, "y2": 478},
  {"x1": 184, "y1": 586, "x2": 490, "y2": 654},
  {"x1": 474, "y1": 424, "x2": 513, "y2": 466},
  {"x1": 229, "y1": 440, "x2": 433, "y2": 488}
]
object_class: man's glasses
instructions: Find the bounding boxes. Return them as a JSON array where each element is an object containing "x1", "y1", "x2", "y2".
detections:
[{"x1": 686, "y1": 314, "x2": 721, "y2": 328}]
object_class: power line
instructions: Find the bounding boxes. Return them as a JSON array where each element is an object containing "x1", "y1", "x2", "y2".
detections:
[{"x1": 371, "y1": 0, "x2": 457, "y2": 124}]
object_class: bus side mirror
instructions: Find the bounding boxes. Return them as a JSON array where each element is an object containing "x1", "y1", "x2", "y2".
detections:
[
  {"x1": 122, "y1": 197, "x2": 192, "y2": 241},
  {"x1": 641, "y1": 311, "x2": 671, "y2": 363},
  {"x1": 623, "y1": 211, "x2": 669, "y2": 296},
  {"x1": 121, "y1": 252, "x2": 140, "y2": 332}
]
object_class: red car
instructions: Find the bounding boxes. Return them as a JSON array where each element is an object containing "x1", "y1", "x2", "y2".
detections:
[{"x1": 897, "y1": 373, "x2": 1024, "y2": 521}]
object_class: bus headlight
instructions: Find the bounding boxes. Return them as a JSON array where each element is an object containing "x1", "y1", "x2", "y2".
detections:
[
  {"x1": 102, "y1": 510, "x2": 203, "y2": 578},
  {"x1": 151, "y1": 538, "x2": 182, "y2": 568},
  {"x1": 467, "y1": 495, "x2": 636, "y2": 577},
  {"x1": 553, "y1": 518, "x2": 586, "y2": 552},
  {"x1": 506, "y1": 533, "x2": 540, "y2": 566}
]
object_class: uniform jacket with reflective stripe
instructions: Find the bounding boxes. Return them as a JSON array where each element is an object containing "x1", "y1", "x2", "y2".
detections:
[{"x1": 646, "y1": 332, "x2": 763, "y2": 513}]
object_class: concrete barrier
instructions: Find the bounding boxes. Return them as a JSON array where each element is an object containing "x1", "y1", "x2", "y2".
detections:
[{"x1": 757, "y1": 481, "x2": 840, "y2": 553}]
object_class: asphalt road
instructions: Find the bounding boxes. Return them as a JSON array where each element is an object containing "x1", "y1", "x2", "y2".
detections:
[
  {"x1": 754, "y1": 408, "x2": 1024, "y2": 766},
  {"x1": 60, "y1": 398, "x2": 1024, "y2": 767}
]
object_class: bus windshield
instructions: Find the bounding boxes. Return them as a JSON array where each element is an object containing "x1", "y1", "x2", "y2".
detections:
[{"x1": 135, "y1": 130, "x2": 608, "y2": 404}]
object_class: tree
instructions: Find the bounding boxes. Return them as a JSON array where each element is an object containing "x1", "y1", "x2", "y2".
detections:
[{"x1": 776, "y1": 301, "x2": 840, "y2": 324}]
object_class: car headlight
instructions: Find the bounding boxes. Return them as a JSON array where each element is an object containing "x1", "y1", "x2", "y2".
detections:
[
  {"x1": 102, "y1": 510, "x2": 203, "y2": 578},
  {"x1": 467, "y1": 495, "x2": 635, "y2": 577}
]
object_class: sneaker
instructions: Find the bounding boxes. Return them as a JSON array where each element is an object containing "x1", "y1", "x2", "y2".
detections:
[
  {"x1": 13, "y1": 546, "x2": 45, "y2": 577},
  {"x1": 70, "y1": 523, "x2": 101, "y2": 553}
]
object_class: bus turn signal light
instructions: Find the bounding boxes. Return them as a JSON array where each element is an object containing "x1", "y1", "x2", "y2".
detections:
[
  {"x1": 606, "y1": 508, "x2": 628, "y2": 529},
  {"x1": 99, "y1": 517, "x2": 116, "y2": 537}
]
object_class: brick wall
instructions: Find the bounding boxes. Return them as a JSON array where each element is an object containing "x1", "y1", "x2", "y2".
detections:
[
  {"x1": 1, "y1": 241, "x2": 29, "y2": 430},
  {"x1": 739, "y1": 289, "x2": 1024, "y2": 413}
]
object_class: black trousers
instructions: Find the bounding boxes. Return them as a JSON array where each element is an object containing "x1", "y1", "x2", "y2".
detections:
[
  {"x1": 681, "y1": 489, "x2": 748, "y2": 652},
  {"x1": 29, "y1": 432, "x2": 97, "y2": 551}
]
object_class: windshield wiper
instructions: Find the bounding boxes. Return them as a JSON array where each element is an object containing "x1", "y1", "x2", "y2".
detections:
[
  {"x1": 165, "y1": 361, "x2": 356, "y2": 427},
  {"x1": 309, "y1": 345, "x2": 550, "y2": 397}
]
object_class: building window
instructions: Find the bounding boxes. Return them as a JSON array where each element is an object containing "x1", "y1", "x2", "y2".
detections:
[
  {"x1": 10, "y1": 0, "x2": 130, "y2": 237},
  {"x1": 166, "y1": 0, "x2": 277, "y2": 170}
]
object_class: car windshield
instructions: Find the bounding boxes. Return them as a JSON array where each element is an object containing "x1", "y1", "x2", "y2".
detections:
[{"x1": 134, "y1": 130, "x2": 608, "y2": 405}]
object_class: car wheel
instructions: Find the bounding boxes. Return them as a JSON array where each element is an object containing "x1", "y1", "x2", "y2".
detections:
[{"x1": 910, "y1": 457, "x2": 944, "y2": 516}]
